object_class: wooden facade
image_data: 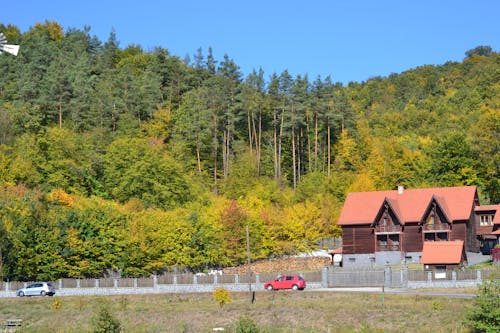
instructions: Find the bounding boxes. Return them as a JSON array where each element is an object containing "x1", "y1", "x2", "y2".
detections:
[
  {"x1": 338, "y1": 186, "x2": 492, "y2": 265},
  {"x1": 342, "y1": 225, "x2": 374, "y2": 255}
]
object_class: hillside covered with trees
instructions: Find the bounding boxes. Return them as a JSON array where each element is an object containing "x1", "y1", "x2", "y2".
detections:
[{"x1": 0, "y1": 21, "x2": 498, "y2": 281}]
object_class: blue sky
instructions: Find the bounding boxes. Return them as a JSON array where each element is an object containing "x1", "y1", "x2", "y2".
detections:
[{"x1": 1, "y1": 1, "x2": 499, "y2": 84}]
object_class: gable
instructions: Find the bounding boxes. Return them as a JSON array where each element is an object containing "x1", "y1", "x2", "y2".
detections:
[
  {"x1": 373, "y1": 198, "x2": 402, "y2": 228},
  {"x1": 420, "y1": 195, "x2": 451, "y2": 226}
]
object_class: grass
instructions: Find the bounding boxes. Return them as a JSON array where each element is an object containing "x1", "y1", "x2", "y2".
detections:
[{"x1": 0, "y1": 290, "x2": 477, "y2": 332}]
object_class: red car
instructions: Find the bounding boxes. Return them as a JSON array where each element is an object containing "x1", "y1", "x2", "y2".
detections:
[{"x1": 264, "y1": 275, "x2": 306, "y2": 291}]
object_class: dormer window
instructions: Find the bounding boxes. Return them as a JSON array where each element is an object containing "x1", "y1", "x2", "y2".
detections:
[{"x1": 480, "y1": 215, "x2": 493, "y2": 226}]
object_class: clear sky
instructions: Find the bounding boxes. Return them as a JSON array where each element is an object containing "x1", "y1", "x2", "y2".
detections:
[{"x1": 1, "y1": 1, "x2": 499, "y2": 84}]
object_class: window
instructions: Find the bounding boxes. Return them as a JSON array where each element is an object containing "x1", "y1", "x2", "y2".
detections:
[
  {"x1": 480, "y1": 215, "x2": 493, "y2": 226},
  {"x1": 377, "y1": 235, "x2": 388, "y2": 246},
  {"x1": 427, "y1": 215, "x2": 435, "y2": 225},
  {"x1": 389, "y1": 235, "x2": 400, "y2": 245},
  {"x1": 437, "y1": 233, "x2": 448, "y2": 241},
  {"x1": 425, "y1": 233, "x2": 435, "y2": 241}
]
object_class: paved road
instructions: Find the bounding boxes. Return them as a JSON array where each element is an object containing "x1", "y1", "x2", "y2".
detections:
[
  {"x1": 1, "y1": 286, "x2": 477, "y2": 299},
  {"x1": 309, "y1": 287, "x2": 477, "y2": 298}
]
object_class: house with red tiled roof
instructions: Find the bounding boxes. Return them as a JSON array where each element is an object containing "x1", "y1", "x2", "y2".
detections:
[
  {"x1": 474, "y1": 204, "x2": 500, "y2": 255},
  {"x1": 337, "y1": 186, "x2": 498, "y2": 268}
]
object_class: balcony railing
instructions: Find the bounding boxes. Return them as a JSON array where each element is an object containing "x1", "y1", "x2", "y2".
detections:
[
  {"x1": 375, "y1": 225, "x2": 400, "y2": 233},
  {"x1": 422, "y1": 223, "x2": 449, "y2": 231},
  {"x1": 377, "y1": 244, "x2": 400, "y2": 251}
]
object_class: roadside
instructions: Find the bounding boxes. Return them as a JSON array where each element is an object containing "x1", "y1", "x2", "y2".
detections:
[{"x1": 309, "y1": 286, "x2": 478, "y2": 298}]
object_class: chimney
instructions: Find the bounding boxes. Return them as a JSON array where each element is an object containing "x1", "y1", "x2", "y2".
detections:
[{"x1": 398, "y1": 185, "x2": 404, "y2": 195}]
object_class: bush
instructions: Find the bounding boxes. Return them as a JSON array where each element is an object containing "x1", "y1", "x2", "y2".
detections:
[
  {"x1": 213, "y1": 287, "x2": 231, "y2": 309},
  {"x1": 92, "y1": 306, "x2": 121, "y2": 333},
  {"x1": 235, "y1": 315, "x2": 259, "y2": 333},
  {"x1": 51, "y1": 298, "x2": 62, "y2": 310},
  {"x1": 466, "y1": 276, "x2": 500, "y2": 333}
]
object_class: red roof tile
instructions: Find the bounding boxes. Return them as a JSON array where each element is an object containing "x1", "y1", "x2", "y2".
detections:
[
  {"x1": 420, "y1": 241, "x2": 464, "y2": 264},
  {"x1": 338, "y1": 186, "x2": 477, "y2": 225},
  {"x1": 328, "y1": 247, "x2": 342, "y2": 254}
]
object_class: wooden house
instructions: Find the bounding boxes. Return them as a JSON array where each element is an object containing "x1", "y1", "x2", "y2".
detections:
[
  {"x1": 337, "y1": 186, "x2": 496, "y2": 267},
  {"x1": 474, "y1": 204, "x2": 500, "y2": 254}
]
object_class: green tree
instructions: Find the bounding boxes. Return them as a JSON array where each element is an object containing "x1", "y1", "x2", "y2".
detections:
[
  {"x1": 103, "y1": 137, "x2": 192, "y2": 209},
  {"x1": 428, "y1": 132, "x2": 479, "y2": 186},
  {"x1": 466, "y1": 277, "x2": 500, "y2": 333},
  {"x1": 92, "y1": 305, "x2": 121, "y2": 333}
]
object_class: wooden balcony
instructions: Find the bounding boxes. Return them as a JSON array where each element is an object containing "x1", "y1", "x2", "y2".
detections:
[
  {"x1": 422, "y1": 223, "x2": 449, "y2": 232},
  {"x1": 375, "y1": 225, "x2": 401, "y2": 234},
  {"x1": 377, "y1": 244, "x2": 400, "y2": 251}
]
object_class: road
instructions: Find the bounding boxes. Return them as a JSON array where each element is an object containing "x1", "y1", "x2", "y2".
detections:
[{"x1": 309, "y1": 287, "x2": 477, "y2": 298}]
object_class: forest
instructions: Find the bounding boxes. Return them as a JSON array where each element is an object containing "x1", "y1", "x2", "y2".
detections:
[{"x1": 0, "y1": 21, "x2": 498, "y2": 281}]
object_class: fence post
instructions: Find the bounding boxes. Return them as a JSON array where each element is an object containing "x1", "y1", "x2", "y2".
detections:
[
  {"x1": 384, "y1": 266, "x2": 392, "y2": 288},
  {"x1": 153, "y1": 275, "x2": 158, "y2": 289},
  {"x1": 235, "y1": 274, "x2": 239, "y2": 284},
  {"x1": 193, "y1": 274, "x2": 198, "y2": 285},
  {"x1": 133, "y1": 278, "x2": 138, "y2": 289},
  {"x1": 173, "y1": 275, "x2": 177, "y2": 285},
  {"x1": 476, "y1": 270, "x2": 482, "y2": 283},
  {"x1": 255, "y1": 274, "x2": 260, "y2": 285},
  {"x1": 77, "y1": 279, "x2": 81, "y2": 288},
  {"x1": 452, "y1": 271, "x2": 457, "y2": 287},
  {"x1": 213, "y1": 274, "x2": 218, "y2": 285},
  {"x1": 322, "y1": 266, "x2": 329, "y2": 288},
  {"x1": 59, "y1": 279, "x2": 63, "y2": 290},
  {"x1": 113, "y1": 278, "x2": 118, "y2": 288},
  {"x1": 402, "y1": 266, "x2": 409, "y2": 288},
  {"x1": 427, "y1": 271, "x2": 432, "y2": 285},
  {"x1": 5, "y1": 281, "x2": 9, "y2": 292},
  {"x1": 95, "y1": 279, "x2": 99, "y2": 289}
]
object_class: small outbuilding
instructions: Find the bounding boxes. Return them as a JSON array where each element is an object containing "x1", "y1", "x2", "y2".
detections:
[
  {"x1": 328, "y1": 247, "x2": 343, "y2": 267},
  {"x1": 420, "y1": 240, "x2": 467, "y2": 271}
]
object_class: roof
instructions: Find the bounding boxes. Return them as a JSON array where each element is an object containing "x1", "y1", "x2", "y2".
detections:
[
  {"x1": 328, "y1": 247, "x2": 343, "y2": 255},
  {"x1": 420, "y1": 241, "x2": 464, "y2": 264},
  {"x1": 475, "y1": 204, "x2": 500, "y2": 225},
  {"x1": 337, "y1": 186, "x2": 477, "y2": 226}
]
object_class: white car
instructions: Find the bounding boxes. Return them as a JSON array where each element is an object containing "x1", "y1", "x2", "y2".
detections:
[{"x1": 16, "y1": 282, "x2": 55, "y2": 297}]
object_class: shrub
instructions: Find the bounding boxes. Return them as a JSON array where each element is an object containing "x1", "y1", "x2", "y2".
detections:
[
  {"x1": 51, "y1": 298, "x2": 62, "y2": 310},
  {"x1": 213, "y1": 287, "x2": 231, "y2": 309},
  {"x1": 92, "y1": 306, "x2": 121, "y2": 333},
  {"x1": 235, "y1": 315, "x2": 259, "y2": 333},
  {"x1": 465, "y1": 276, "x2": 500, "y2": 333}
]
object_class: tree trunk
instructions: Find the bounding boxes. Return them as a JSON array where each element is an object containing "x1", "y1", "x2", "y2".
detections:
[
  {"x1": 273, "y1": 111, "x2": 278, "y2": 180},
  {"x1": 315, "y1": 111, "x2": 318, "y2": 171},
  {"x1": 327, "y1": 120, "x2": 331, "y2": 179},
  {"x1": 278, "y1": 109, "x2": 285, "y2": 182},
  {"x1": 292, "y1": 126, "x2": 296, "y2": 190},
  {"x1": 247, "y1": 108, "x2": 253, "y2": 155}
]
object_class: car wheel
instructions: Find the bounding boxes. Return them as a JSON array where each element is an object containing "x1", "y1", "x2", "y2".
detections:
[
  {"x1": 18, "y1": 291, "x2": 24, "y2": 297},
  {"x1": 292, "y1": 284, "x2": 298, "y2": 291},
  {"x1": 40, "y1": 291, "x2": 46, "y2": 296},
  {"x1": 266, "y1": 285, "x2": 273, "y2": 291}
]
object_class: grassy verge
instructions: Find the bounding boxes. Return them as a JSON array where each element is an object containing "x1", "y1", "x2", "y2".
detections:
[{"x1": 0, "y1": 290, "x2": 475, "y2": 332}]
